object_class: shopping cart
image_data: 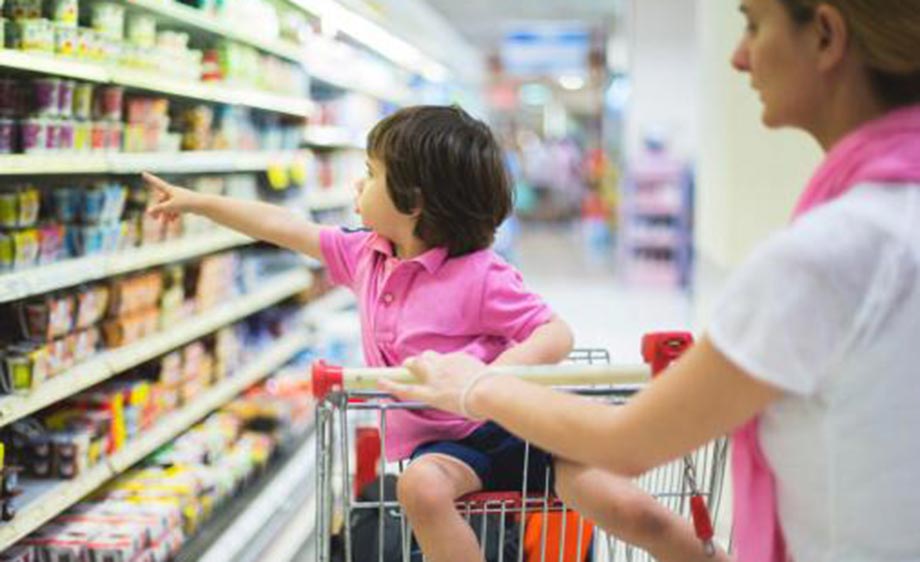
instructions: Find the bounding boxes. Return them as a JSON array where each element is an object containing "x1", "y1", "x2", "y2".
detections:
[{"x1": 312, "y1": 332, "x2": 729, "y2": 562}]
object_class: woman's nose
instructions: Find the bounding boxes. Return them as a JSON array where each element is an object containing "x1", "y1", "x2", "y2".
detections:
[{"x1": 731, "y1": 38, "x2": 751, "y2": 72}]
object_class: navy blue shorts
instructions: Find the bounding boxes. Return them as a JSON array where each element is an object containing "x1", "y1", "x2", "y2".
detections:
[{"x1": 411, "y1": 422, "x2": 555, "y2": 493}]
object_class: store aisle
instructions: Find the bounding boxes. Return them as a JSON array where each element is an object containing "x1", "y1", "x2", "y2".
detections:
[
  {"x1": 514, "y1": 222, "x2": 734, "y2": 548},
  {"x1": 514, "y1": 223, "x2": 696, "y2": 364}
]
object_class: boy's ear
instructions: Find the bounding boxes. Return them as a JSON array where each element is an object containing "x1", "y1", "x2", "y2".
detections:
[{"x1": 408, "y1": 187, "x2": 424, "y2": 218}]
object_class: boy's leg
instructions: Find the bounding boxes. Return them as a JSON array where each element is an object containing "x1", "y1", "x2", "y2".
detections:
[
  {"x1": 553, "y1": 458, "x2": 731, "y2": 562},
  {"x1": 398, "y1": 454, "x2": 484, "y2": 562}
]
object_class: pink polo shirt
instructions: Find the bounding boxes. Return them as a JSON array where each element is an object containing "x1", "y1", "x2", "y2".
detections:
[{"x1": 320, "y1": 227, "x2": 555, "y2": 460}]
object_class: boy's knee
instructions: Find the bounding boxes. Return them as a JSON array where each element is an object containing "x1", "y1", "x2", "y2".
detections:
[{"x1": 397, "y1": 462, "x2": 454, "y2": 518}]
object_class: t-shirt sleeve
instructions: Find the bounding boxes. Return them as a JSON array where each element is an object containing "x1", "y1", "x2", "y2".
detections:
[
  {"x1": 319, "y1": 227, "x2": 373, "y2": 289},
  {"x1": 707, "y1": 205, "x2": 907, "y2": 396},
  {"x1": 478, "y1": 259, "x2": 556, "y2": 342}
]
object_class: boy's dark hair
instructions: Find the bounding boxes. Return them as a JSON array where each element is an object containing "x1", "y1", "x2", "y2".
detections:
[{"x1": 366, "y1": 105, "x2": 512, "y2": 257}]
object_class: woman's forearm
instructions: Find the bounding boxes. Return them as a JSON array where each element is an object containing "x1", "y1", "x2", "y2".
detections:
[
  {"x1": 195, "y1": 194, "x2": 323, "y2": 259},
  {"x1": 468, "y1": 337, "x2": 783, "y2": 476}
]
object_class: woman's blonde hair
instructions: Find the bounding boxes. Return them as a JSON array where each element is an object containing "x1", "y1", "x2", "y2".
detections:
[{"x1": 780, "y1": 0, "x2": 920, "y2": 107}]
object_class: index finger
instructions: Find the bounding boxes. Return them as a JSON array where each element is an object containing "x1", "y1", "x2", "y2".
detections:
[{"x1": 142, "y1": 172, "x2": 171, "y2": 192}]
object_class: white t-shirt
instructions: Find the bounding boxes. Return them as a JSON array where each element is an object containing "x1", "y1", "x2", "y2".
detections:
[{"x1": 708, "y1": 184, "x2": 920, "y2": 562}]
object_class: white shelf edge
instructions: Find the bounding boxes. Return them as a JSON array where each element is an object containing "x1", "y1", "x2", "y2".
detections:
[
  {"x1": 302, "y1": 126, "x2": 365, "y2": 150},
  {"x1": 0, "y1": 329, "x2": 311, "y2": 551},
  {"x1": 0, "y1": 50, "x2": 109, "y2": 82},
  {"x1": 306, "y1": 64, "x2": 409, "y2": 106},
  {"x1": 0, "y1": 150, "x2": 307, "y2": 176},
  {"x1": 0, "y1": 268, "x2": 312, "y2": 427},
  {"x1": 304, "y1": 286, "x2": 354, "y2": 322},
  {"x1": 0, "y1": 50, "x2": 312, "y2": 117},
  {"x1": 305, "y1": 188, "x2": 353, "y2": 211},
  {"x1": 0, "y1": 229, "x2": 254, "y2": 304},
  {"x1": 109, "y1": 67, "x2": 313, "y2": 117},
  {"x1": 0, "y1": 154, "x2": 110, "y2": 175}
]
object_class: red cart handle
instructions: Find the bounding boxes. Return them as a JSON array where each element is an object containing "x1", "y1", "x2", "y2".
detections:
[
  {"x1": 641, "y1": 331, "x2": 694, "y2": 376},
  {"x1": 312, "y1": 360, "x2": 344, "y2": 400}
]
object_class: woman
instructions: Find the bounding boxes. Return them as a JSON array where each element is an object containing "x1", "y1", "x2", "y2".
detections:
[{"x1": 381, "y1": 1, "x2": 920, "y2": 560}]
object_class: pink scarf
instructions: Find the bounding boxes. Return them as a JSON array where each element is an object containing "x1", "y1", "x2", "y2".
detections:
[{"x1": 731, "y1": 103, "x2": 920, "y2": 562}]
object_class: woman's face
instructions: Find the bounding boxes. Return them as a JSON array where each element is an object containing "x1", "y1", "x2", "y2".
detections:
[{"x1": 731, "y1": 0, "x2": 824, "y2": 129}]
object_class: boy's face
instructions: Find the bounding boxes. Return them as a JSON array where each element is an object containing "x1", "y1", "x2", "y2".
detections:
[{"x1": 355, "y1": 157, "x2": 418, "y2": 242}]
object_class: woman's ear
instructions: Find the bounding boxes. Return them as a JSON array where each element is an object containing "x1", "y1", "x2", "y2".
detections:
[{"x1": 812, "y1": 3, "x2": 849, "y2": 72}]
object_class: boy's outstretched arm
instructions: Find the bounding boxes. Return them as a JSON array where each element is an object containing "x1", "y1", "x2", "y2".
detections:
[
  {"x1": 490, "y1": 315, "x2": 574, "y2": 367},
  {"x1": 143, "y1": 172, "x2": 324, "y2": 260}
]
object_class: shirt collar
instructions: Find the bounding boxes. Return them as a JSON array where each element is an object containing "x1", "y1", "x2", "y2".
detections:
[{"x1": 369, "y1": 233, "x2": 449, "y2": 273}]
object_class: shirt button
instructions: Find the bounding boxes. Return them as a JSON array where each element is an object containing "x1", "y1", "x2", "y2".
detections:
[{"x1": 382, "y1": 293, "x2": 394, "y2": 304}]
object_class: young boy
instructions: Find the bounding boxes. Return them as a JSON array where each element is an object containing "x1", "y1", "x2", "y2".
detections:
[
  {"x1": 144, "y1": 104, "x2": 570, "y2": 560},
  {"x1": 145, "y1": 105, "x2": 713, "y2": 562}
]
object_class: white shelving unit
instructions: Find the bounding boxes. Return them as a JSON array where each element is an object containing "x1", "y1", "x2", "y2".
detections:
[
  {"x1": 0, "y1": 269, "x2": 312, "y2": 426},
  {"x1": 0, "y1": 51, "x2": 313, "y2": 117},
  {"x1": 0, "y1": 328, "x2": 313, "y2": 551},
  {"x1": 0, "y1": 229, "x2": 253, "y2": 303},
  {"x1": 304, "y1": 286, "x2": 354, "y2": 321},
  {"x1": 303, "y1": 126, "x2": 365, "y2": 150},
  {"x1": 305, "y1": 187, "x2": 354, "y2": 211},
  {"x1": 0, "y1": 150, "x2": 309, "y2": 176},
  {"x1": 124, "y1": 0, "x2": 306, "y2": 63},
  {"x1": 0, "y1": 0, "x2": 422, "y2": 552}
]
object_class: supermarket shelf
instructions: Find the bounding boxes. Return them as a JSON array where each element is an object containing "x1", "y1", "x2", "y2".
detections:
[
  {"x1": 0, "y1": 268, "x2": 312, "y2": 427},
  {"x1": 109, "y1": 150, "x2": 309, "y2": 174},
  {"x1": 305, "y1": 187, "x2": 353, "y2": 211},
  {"x1": 124, "y1": 0, "x2": 305, "y2": 63},
  {"x1": 0, "y1": 329, "x2": 312, "y2": 551},
  {"x1": 197, "y1": 431, "x2": 317, "y2": 562},
  {"x1": 0, "y1": 50, "x2": 108, "y2": 83},
  {"x1": 0, "y1": 229, "x2": 254, "y2": 304},
  {"x1": 303, "y1": 126, "x2": 365, "y2": 150},
  {"x1": 0, "y1": 150, "x2": 308, "y2": 176},
  {"x1": 307, "y1": 63, "x2": 410, "y2": 105},
  {"x1": 0, "y1": 50, "x2": 312, "y2": 117},
  {"x1": 0, "y1": 154, "x2": 110, "y2": 175},
  {"x1": 110, "y1": 67, "x2": 313, "y2": 116},
  {"x1": 119, "y1": 0, "x2": 409, "y2": 105},
  {"x1": 305, "y1": 287, "x2": 354, "y2": 322}
]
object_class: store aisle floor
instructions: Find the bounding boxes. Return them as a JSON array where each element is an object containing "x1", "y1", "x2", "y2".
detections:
[{"x1": 514, "y1": 222, "x2": 697, "y2": 364}]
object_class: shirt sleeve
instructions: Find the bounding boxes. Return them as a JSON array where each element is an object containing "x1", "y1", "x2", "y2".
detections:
[
  {"x1": 319, "y1": 227, "x2": 373, "y2": 289},
  {"x1": 478, "y1": 259, "x2": 556, "y2": 342},
  {"x1": 707, "y1": 203, "x2": 908, "y2": 396}
]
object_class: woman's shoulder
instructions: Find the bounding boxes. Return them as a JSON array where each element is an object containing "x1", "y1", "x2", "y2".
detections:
[{"x1": 774, "y1": 183, "x2": 920, "y2": 269}]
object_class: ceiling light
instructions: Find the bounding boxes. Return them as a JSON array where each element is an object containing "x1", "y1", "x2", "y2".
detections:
[{"x1": 291, "y1": 0, "x2": 450, "y2": 82}]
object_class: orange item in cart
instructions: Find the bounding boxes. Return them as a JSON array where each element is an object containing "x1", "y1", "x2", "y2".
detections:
[{"x1": 523, "y1": 511, "x2": 594, "y2": 562}]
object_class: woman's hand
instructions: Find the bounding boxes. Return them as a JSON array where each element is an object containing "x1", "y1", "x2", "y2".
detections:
[
  {"x1": 378, "y1": 351, "x2": 491, "y2": 418},
  {"x1": 143, "y1": 172, "x2": 204, "y2": 221}
]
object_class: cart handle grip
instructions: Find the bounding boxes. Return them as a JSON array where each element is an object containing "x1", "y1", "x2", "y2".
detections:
[
  {"x1": 311, "y1": 332, "x2": 695, "y2": 400},
  {"x1": 311, "y1": 361, "x2": 650, "y2": 400}
]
